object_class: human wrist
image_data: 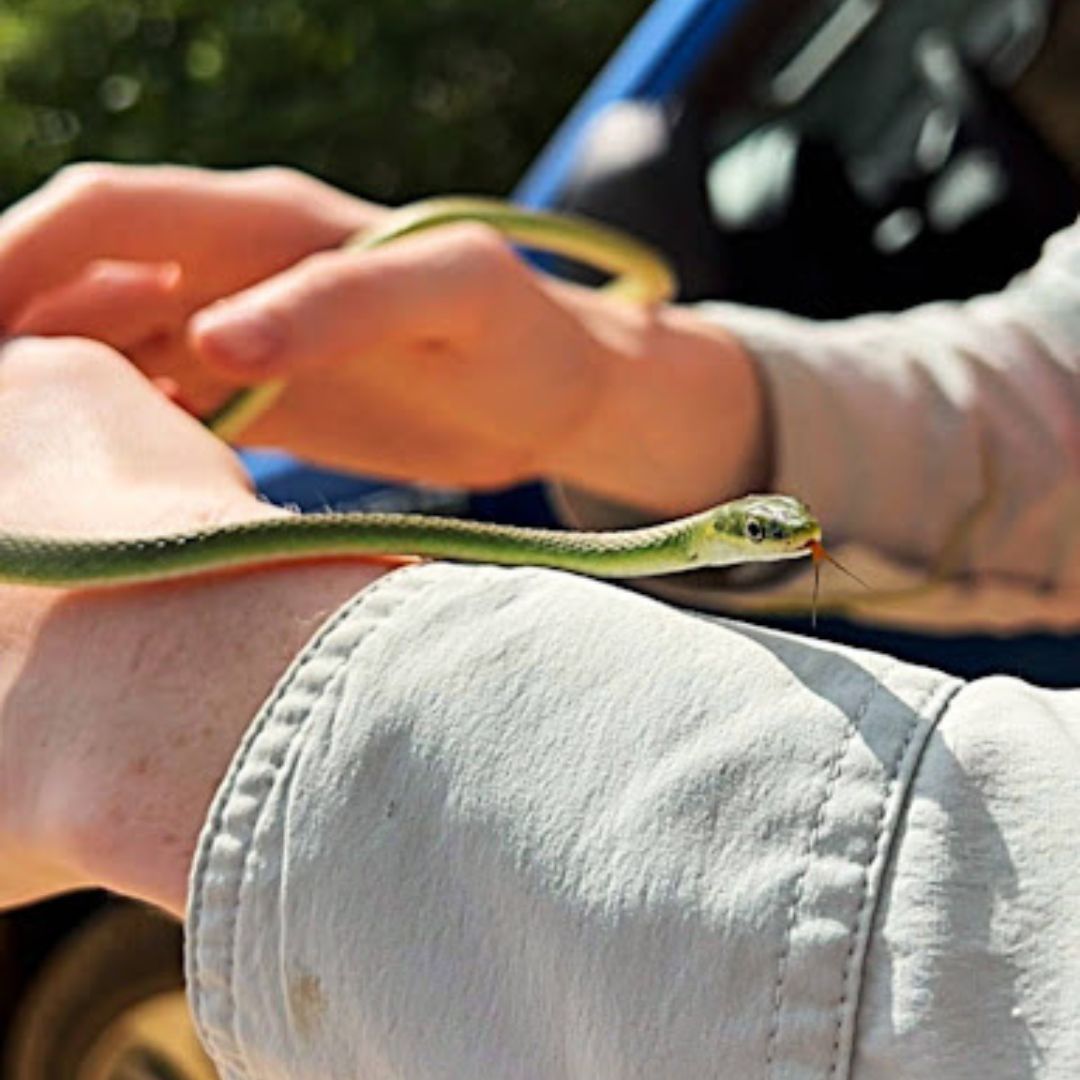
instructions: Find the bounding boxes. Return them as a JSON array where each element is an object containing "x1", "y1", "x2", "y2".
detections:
[
  {"x1": 2, "y1": 551, "x2": 386, "y2": 917},
  {"x1": 545, "y1": 298, "x2": 769, "y2": 517},
  {"x1": 0, "y1": 589, "x2": 94, "y2": 909}
]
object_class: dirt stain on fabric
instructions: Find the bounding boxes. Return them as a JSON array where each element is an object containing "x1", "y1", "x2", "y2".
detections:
[{"x1": 289, "y1": 971, "x2": 327, "y2": 1039}]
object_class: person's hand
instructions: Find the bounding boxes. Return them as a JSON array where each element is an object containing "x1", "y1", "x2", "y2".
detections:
[
  {"x1": 0, "y1": 337, "x2": 381, "y2": 914},
  {"x1": 0, "y1": 162, "x2": 380, "y2": 420},
  {"x1": 0, "y1": 164, "x2": 621, "y2": 488},
  {"x1": 190, "y1": 221, "x2": 635, "y2": 490},
  {"x1": 0, "y1": 335, "x2": 278, "y2": 539},
  {"x1": 2, "y1": 163, "x2": 766, "y2": 514}
]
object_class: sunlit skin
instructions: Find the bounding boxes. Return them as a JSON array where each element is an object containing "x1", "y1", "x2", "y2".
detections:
[
  {"x1": 0, "y1": 338, "x2": 385, "y2": 915},
  {"x1": 3, "y1": 164, "x2": 768, "y2": 518}
]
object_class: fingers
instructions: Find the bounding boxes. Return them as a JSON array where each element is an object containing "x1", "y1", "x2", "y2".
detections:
[
  {"x1": 0, "y1": 164, "x2": 202, "y2": 325},
  {"x1": 0, "y1": 163, "x2": 371, "y2": 328},
  {"x1": 189, "y1": 223, "x2": 520, "y2": 379},
  {"x1": 11, "y1": 260, "x2": 185, "y2": 350}
]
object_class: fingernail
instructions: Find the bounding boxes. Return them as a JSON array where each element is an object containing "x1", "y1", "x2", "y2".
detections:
[
  {"x1": 156, "y1": 261, "x2": 184, "y2": 292},
  {"x1": 195, "y1": 308, "x2": 283, "y2": 368}
]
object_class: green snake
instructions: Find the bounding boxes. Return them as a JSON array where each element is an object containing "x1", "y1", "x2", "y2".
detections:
[{"x1": 0, "y1": 197, "x2": 822, "y2": 588}]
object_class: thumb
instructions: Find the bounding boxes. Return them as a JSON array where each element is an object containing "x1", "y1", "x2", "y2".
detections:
[
  {"x1": 189, "y1": 227, "x2": 497, "y2": 379},
  {"x1": 188, "y1": 290, "x2": 292, "y2": 379}
]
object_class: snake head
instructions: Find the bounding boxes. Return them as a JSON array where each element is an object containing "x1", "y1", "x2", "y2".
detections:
[{"x1": 702, "y1": 495, "x2": 821, "y2": 564}]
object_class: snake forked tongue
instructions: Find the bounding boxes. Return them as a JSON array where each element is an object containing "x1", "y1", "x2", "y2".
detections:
[{"x1": 806, "y1": 539, "x2": 872, "y2": 628}]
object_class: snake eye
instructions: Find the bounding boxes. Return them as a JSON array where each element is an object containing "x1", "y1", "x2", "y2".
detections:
[{"x1": 746, "y1": 518, "x2": 764, "y2": 543}]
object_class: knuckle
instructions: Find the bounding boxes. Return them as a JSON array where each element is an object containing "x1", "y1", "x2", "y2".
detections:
[
  {"x1": 236, "y1": 164, "x2": 312, "y2": 200},
  {"x1": 436, "y1": 224, "x2": 523, "y2": 314},
  {"x1": 447, "y1": 221, "x2": 516, "y2": 268},
  {"x1": 248, "y1": 164, "x2": 303, "y2": 187},
  {"x1": 48, "y1": 162, "x2": 127, "y2": 205}
]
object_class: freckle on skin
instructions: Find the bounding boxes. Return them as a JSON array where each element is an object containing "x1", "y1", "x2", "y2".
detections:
[{"x1": 131, "y1": 755, "x2": 150, "y2": 776}]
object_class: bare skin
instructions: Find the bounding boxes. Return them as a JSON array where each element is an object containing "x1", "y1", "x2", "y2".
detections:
[
  {"x1": 1, "y1": 164, "x2": 767, "y2": 515},
  {"x1": 0, "y1": 338, "x2": 385, "y2": 916}
]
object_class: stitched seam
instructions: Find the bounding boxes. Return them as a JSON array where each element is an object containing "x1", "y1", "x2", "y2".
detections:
[
  {"x1": 227, "y1": 651, "x2": 354, "y2": 1075},
  {"x1": 187, "y1": 565, "x2": 431, "y2": 1075},
  {"x1": 829, "y1": 677, "x2": 963, "y2": 1079},
  {"x1": 764, "y1": 676, "x2": 880, "y2": 1074},
  {"x1": 227, "y1": 567, "x2": 432, "y2": 1076},
  {"x1": 189, "y1": 590, "x2": 367, "y2": 1070},
  {"x1": 826, "y1": 683, "x2": 923, "y2": 1077}
]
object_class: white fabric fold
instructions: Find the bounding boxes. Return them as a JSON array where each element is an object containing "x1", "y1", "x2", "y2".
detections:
[{"x1": 182, "y1": 563, "x2": 1080, "y2": 1079}]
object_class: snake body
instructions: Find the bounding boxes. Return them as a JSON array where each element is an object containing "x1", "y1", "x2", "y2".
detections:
[
  {"x1": 0, "y1": 497, "x2": 820, "y2": 587},
  {"x1": 0, "y1": 199, "x2": 821, "y2": 588}
]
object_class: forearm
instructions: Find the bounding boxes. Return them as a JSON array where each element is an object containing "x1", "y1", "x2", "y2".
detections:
[{"x1": 1, "y1": 560, "x2": 385, "y2": 917}]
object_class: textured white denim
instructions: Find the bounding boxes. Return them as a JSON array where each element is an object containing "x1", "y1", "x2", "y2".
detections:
[{"x1": 185, "y1": 563, "x2": 1079, "y2": 1079}]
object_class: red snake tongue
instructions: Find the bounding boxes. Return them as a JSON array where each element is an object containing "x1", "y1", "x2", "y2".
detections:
[
  {"x1": 805, "y1": 540, "x2": 871, "y2": 628},
  {"x1": 807, "y1": 540, "x2": 871, "y2": 589}
]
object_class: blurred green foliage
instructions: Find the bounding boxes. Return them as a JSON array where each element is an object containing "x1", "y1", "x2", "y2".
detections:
[{"x1": 0, "y1": 0, "x2": 649, "y2": 207}]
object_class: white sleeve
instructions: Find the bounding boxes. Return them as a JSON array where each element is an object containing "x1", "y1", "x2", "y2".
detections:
[
  {"x1": 184, "y1": 563, "x2": 1079, "y2": 1079},
  {"x1": 555, "y1": 220, "x2": 1080, "y2": 632}
]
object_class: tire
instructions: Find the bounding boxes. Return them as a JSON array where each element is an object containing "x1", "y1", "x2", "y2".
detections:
[{"x1": 3, "y1": 901, "x2": 216, "y2": 1080}]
